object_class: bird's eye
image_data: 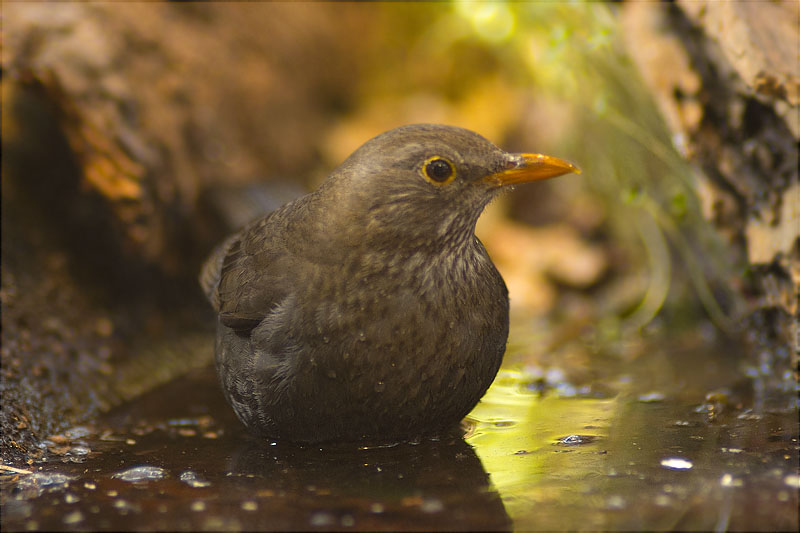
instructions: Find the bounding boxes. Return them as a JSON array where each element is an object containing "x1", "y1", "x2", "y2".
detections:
[{"x1": 422, "y1": 157, "x2": 456, "y2": 185}]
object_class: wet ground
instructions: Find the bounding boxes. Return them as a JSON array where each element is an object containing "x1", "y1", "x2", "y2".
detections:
[{"x1": 1, "y1": 330, "x2": 798, "y2": 531}]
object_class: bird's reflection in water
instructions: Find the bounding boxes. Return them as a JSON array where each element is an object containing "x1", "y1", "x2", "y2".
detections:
[{"x1": 228, "y1": 429, "x2": 512, "y2": 531}]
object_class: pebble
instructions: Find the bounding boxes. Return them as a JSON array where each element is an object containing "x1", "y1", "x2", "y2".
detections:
[
  {"x1": 16, "y1": 472, "x2": 74, "y2": 498},
  {"x1": 20, "y1": 472, "x2": 74, "y2": 487},
  {"x1": 112, "y1": 466, "x2": 167, "y2": 482},
  {"x1": 68, "y1": 446, "x2": 91, "y2": 456}
]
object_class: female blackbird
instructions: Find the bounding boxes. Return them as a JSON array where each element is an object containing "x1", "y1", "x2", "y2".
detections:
[{"x1": 199, "y1": 124, "x2": 579, "y2": 443}]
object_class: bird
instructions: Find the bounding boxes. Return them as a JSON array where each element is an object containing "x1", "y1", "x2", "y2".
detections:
[{"x1": 199, "y1": 124, "x2": 579, "y2": 443}]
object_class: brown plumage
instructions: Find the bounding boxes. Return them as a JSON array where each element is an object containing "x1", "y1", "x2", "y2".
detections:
[{"x1": 200, "y1": 124, "x2": 579, "y2": 442}]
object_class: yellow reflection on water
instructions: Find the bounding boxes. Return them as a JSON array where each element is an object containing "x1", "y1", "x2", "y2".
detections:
[{"x1": 466, "y1": 369, "x2": 617, "y2": 522}]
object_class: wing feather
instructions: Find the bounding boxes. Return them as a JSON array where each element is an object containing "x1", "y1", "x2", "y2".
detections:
[{"x1": 199, "y1": 209, "x2": 292, "y2": 333}]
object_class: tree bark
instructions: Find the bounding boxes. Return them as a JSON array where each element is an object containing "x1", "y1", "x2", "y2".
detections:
[
  {"x1": 1, "y1": 2, "x2": 374, "y2": 463},
  {"x1": 621, "y1": 0, "x2": 799, "y2": 385}
]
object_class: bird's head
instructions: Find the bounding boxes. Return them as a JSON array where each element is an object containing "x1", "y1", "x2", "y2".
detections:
[{"x1": 322, "y1": 124, "x2": 580, "y2": 251}]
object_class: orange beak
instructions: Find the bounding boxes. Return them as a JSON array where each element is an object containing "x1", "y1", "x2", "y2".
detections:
[{"x1": 484, "y1": 153, "x2": 581, "y2": 186}]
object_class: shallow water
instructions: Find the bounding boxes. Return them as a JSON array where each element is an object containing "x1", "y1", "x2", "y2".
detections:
[{"x1": 1, "y1": 333, "x2": 797, "y2": 531}]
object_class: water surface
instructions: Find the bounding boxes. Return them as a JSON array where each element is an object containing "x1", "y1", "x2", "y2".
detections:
[{"x1": 1, "y1": 333, "x2": 797, "y2": 531}]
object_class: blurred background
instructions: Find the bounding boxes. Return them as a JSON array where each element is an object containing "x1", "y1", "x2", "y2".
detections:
[{"x1": 2, "y1": 1, "x2": 797, "y2": 467}]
